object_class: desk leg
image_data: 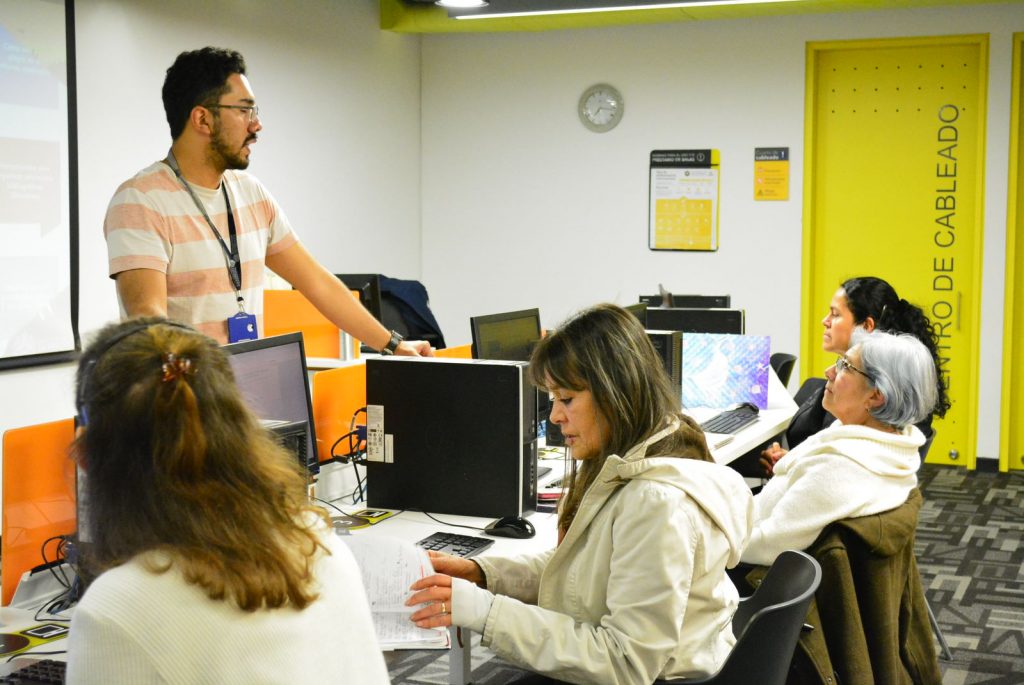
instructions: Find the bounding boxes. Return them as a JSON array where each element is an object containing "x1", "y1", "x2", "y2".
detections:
[{"x1": 449, "y1": 626, "x2": 472, "y2": 685}]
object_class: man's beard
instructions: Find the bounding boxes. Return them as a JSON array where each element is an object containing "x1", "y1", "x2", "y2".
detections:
[{"x1": 208, "y1": 120, "x2": 251, "y2": 171}]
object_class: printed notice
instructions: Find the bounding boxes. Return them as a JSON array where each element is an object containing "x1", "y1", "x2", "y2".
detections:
[
  {"x1": 754, "y1": 147, "x2": 789, "y2": 201},
  {"x1": 649, "y1": 150, "x2": 719, "y2": 251}
]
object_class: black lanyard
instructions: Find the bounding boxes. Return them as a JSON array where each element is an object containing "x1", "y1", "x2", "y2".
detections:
[{"x1": 165, "y1": 152, "x2": 244, "y2": 300}]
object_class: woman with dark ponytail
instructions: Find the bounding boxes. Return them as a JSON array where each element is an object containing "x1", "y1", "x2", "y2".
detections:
[
  {"x1": 760, "y1": 276, "x2": 949, "y2": 474},
  {"x1": 66, "y1": 318, "x2": 389, "y2": 684}
]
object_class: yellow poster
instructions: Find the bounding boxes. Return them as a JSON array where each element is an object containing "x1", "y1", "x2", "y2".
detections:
[
  {"x1": 754, "y1": 147, "x2": 789, "y2": 200},
  {"x1": 649, "y1": 149, "x2": 720, "y2": 251}
]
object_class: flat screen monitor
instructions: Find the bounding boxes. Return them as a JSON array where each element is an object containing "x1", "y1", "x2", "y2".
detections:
[
  {"x1": 646, "y1": 307, "x2": 745, "y2": 335},
  {"x1": 222, "y1": 333, "x2": 318, "y2": 473},
  {"x1": 639, "y1": 294, "x2": 731, "y2": 308},
  {"x1": 335, "y1": 273, "x2": 383, "y2": 321},
  {"x1": 624, "y1": 302, "x2": 648, "y2": 327},
  {"x1": 470, "y1": 308, "x2": 542, "y2": 362}
]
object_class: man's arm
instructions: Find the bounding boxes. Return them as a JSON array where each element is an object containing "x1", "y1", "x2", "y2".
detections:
[
  {"x1": 266, "y1": 242, "x2": 431, "y2": 356},
  {"x1": 115, "y1": 269, "x2": 169, "y2": 318}
]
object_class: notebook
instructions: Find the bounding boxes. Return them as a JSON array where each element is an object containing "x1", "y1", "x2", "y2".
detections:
[{"x1": 682, "y1": 333, "x2": 771, "y2": 409}]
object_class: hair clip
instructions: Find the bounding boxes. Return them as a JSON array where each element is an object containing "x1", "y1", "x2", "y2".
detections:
[{"x1": 161, "y1": 353, "x2": 195, "y2": 383}]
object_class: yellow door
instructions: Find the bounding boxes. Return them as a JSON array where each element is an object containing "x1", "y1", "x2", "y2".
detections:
[
  {"x1": 803, "y1": 36, "x2": 988, "y2": 469},
  {"x1": 1001, "y1": 34, "x2": 1024, "y2": 472}
]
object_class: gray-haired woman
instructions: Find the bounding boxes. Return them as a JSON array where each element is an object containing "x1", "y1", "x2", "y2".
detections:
[{"x1": 741, "y1": 328, "x2": 937, "y2": 565}]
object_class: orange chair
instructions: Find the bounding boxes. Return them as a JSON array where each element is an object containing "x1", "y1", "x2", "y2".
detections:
[
  {"x1": 435, "y1": 343, "x2": 472, "y2": 359},
  {"x1": 312, "y1": 363, "x2": 367, "y2": 460},
  {"x1": 264, "y1": 290, "x2": 360, "y2": 359},
  {"x1": 2, "y1": 418, "x2": 77, "y2": 606}
]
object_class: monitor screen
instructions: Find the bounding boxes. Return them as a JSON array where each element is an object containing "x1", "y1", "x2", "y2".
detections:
[
  {"x1": 222, "y1": 333, "x2": 319, "y2": 472},
  {"x1": 646, "y1": 307, "x2": 745, "y2": 334},
  {"x1": 682, "y1": 333, "x2": 771, "y2": 409},
  {"x1": 471, "y1": 309, "x2": 542, "y2": 362},
  {"x1": 335, "y1": 274, "x2": 383, "y2": 321}
]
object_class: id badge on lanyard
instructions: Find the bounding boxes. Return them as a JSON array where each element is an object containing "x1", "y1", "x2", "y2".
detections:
[{"x1": 228, "y1": 311, "x2": 259, "y2": 343}]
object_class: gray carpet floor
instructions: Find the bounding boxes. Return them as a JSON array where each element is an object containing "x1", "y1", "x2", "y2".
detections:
[{"x1": 387, "y1": 464, "x2": 1024, "y2": 684}]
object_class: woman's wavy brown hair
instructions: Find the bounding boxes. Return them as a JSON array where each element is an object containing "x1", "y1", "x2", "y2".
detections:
[
  {"x1": 529, "y1": 304, "x2": 711, "y2": 537},
  {"x1": 74, "y1": 317, "x2": 329, "y2": 611}
]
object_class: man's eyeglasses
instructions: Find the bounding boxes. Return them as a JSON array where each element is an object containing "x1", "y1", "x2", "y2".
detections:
[
  {"x1": 207, "y1": 104, "x2": 260, "y2": 123},
  {"x1": 835, "y1": 356, "x2": 871, "y2": 381}
]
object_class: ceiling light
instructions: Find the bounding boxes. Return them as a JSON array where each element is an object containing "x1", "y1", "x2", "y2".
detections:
[
  {"x1": 436, "y1": 0, "x2": 489, "y2": 7},
  {"x1": 454, "y1": 0, "x2": 802, "y2": 19}
]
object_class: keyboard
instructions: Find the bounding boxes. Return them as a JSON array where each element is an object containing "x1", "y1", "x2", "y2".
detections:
[
  {"x1": 0, "y1": 659, "x2": 66, "y2": 685},
  {"x1": 700, "y1": 404, "x2": 759, "y2": 435},
  {"x1": 416, "y1": 531, "x2": 494, "y2": 558}
]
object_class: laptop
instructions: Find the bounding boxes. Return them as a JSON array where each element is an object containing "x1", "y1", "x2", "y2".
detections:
[{"x1": 682, "y1": 333, "x2": 771, "y2": 410}]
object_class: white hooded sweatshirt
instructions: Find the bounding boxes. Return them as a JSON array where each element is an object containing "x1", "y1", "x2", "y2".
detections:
[
  {"x1": 742, "y1": 421, "x2": 923, "y2": 566},
  {"x1": 466, "y1": 437, "x2": 753, "y2": 685}
]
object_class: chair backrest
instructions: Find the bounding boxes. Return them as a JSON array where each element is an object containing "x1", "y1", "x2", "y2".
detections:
[
  {"x1": 264, "y1": 289, "x2": 344, "y2": 358},
  {"x1": 792, "y1": 377, "x2": 826, "y2": 407},
  {"x1": 918, "y1": 425, "x2": 936, "y2": 461},
  {"x1": 2, "y1": 419, "x2": 77, "y2": 605},
  {"x1": 311, "y1": 364, "x2": 367, "y2": 460},
  {"x1": 769, "y1": 352, "x2": 797, "y2": 389},
  {"x1": 656, "y1": 550, "x2": 822, "y2": 685},
  {"x1": 435, "y1": 343, "x2": 472, "y2": 359}
]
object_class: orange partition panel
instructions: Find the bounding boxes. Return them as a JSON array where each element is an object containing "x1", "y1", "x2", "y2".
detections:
[
  {"x1": 312, "y1": 363, "x2": 367, "y2": 460},
  {"x1": 264, "y1": 290, "x2": 341, "y2": 358},
  {"x1": 2, "y1": 418, "x2": 76, "y2": 605},
  {"x1": 435, "y1": 343, "x2": 472, "y2": 359}
]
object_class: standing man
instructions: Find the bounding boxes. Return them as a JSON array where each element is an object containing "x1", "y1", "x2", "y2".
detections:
[{"x1": 104, "y1": 47, "x2": 430, "y2": 355}]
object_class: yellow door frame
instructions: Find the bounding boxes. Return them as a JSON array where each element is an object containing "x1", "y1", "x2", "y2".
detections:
[{"x1": 1000, "y1": 33, "x2": 1024, "y2": 472}]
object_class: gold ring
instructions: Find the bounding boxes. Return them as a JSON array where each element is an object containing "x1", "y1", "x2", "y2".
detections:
[{"x1": 441, "y1": 601, "x2": 446, "y2": 615}]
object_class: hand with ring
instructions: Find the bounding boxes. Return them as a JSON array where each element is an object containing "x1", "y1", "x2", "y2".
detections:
[{"x1": 407, "y1": 573, "x2": 454, "y2": 628}]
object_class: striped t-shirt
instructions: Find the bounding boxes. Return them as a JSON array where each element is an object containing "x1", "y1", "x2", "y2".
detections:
[{"x1": 105, "y1": 161, "x2": 297, "y2": 343}]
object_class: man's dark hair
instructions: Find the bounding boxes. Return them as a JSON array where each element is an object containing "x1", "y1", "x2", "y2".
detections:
[{"x1": 162, "y1": 47, "x2": 247, "y2": 140}]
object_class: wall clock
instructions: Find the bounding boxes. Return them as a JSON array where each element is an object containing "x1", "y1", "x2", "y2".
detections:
[{"x1": 578, "y1": 83, "x2": 624, "y2": 133}]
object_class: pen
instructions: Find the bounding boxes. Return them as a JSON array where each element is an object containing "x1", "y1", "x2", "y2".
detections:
[{"x1": 715, "y1": 436, "x2": 734, "y2": 449}]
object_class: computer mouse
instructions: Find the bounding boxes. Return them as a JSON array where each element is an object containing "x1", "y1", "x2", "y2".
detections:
[
  {"x1": 484, "y1": 515, "x2": 536, "y2": 539},
  {"x1": 730, "y1": 402, "x2": 760, "y2": 413}
]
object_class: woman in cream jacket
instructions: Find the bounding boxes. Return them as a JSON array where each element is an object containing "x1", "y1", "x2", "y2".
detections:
[{"x1": 408, "y1": 304, "x2": 753, "y2": 684}]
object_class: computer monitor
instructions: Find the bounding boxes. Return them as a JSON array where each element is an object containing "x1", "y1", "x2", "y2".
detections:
[
  {"x1": 645, "y1": 307, "x2": 745, "y2": 335},
  {"x1": 222, "y1": 332, "x2": 319, "y2": 473},
  {"x1": 624, "y1": 302, "x2": 648, "y2": 327},
  {"x1": 335, "y1": 273, "x2": 383, "y2": 321},
  {"x1": 639, "y1": 294, "x2": 732, "y2": 308},
  {"x1": 470, "y1": 308, "x2": 542, "y2": 362}
]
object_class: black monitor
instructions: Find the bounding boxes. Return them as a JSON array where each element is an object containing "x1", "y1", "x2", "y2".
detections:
[
  {"x1": 222, "y1": 333, "x2": 319, "y2": 473},
  {"x1": 646, "y1": 307, "x2": 745, "y2": 334},
  {"x1": 639, "y1": 294, "x2": 731, "y2": 308},
  {"x1": 336, "y1": 273, "x2": 383, "y2": 321},
  {"x1": 470, "y1": 308, "x2": 542, "y2": 362},
  {"x1": 624, "y1": 302, "x2": 648, "y2": 327}
]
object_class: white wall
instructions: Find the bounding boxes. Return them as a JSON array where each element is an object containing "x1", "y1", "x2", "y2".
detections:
[
  {"x1": 419, "y1": 4, "x2": 1021, "y2": 460},
  {"x1": 0, "y1": 0, "x2": 421, "y2": 451}
]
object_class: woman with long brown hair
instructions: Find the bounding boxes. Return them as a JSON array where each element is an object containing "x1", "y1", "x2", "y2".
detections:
[
  {"x1": 66, "y1": 318, "x2": 388, "y2": 684},
  {"x1": 406, "y1": 304, "x2": 753, "y2": 684}
]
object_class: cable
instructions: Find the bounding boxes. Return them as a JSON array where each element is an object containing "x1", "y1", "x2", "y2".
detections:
[
  {"x1": 309, "y1": 496, "x2": 357, "y2": 518},
  {"x1": 417, "y1": 510, "x2": 487, "y2": 532},
  {"x1": 6, "y1": 649, "x2": 68, "y2": 663}
]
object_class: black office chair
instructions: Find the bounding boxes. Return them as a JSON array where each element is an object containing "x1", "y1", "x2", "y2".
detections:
[
  {"x1": 655, "y1": 550, "x2": 822, "y2": 685},
  {"x1": 916, "y1": 426, "x2": 952, "y2": 661},
  {"x1": 769, "y1": 352, "x2": 797, "y2": 389},
  {"x1": 792, "y1": 377, "x2": 826, "y2": 408}
]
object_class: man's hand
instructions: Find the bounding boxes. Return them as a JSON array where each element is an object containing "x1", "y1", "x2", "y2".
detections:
[{"x1": 396, "y1": 340, "x2": 434, "y2": 357}]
